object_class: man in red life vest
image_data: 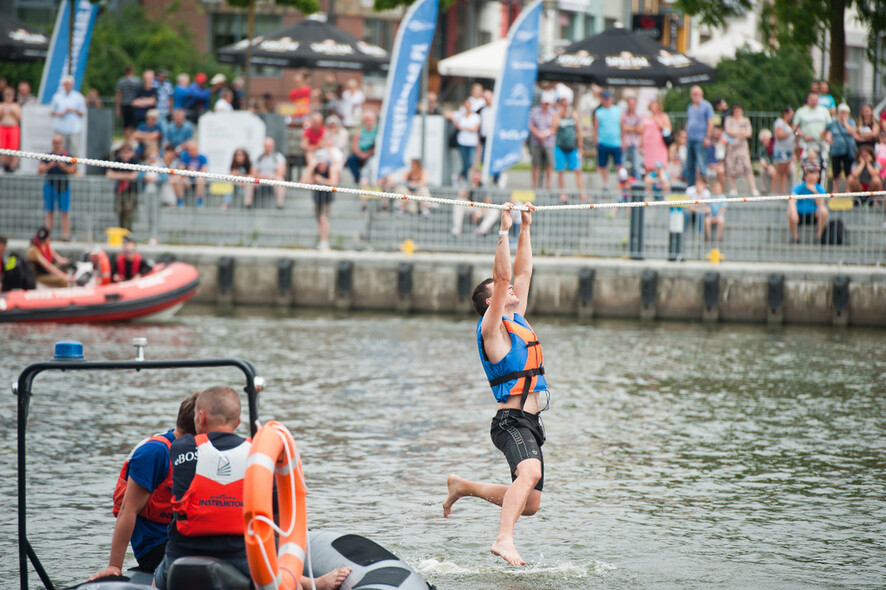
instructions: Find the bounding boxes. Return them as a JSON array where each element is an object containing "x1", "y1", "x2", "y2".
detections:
[
  {"x1": 87, "y1": 392, "x2": 199, "y2": 581},
  {"x1": 154, "y1": 386, "x2": 349, "y2": 590},
  {"x1": 112, "y1": 236, "x2": 152, "y2": 283},
  {"x1": 443, "y1": 202, "x2": 548, "y2": 567}
]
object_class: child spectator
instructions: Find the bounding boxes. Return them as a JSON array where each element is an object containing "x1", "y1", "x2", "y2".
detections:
[
  {"x1": 704, "y1": 180, "x2": 726, "y2": 242},
  {"x1": 644, "y1": 161, "x2": 670, "y2": 200},
  {"x1": 178, "y1": 140, "x2": 208, "y2": 207},
  {"x1": 706, "y1": 126, "x2": 726, "y2": 188},
  {"x1": 228, "y1": 147, "x2": 252, "y2": 210}
]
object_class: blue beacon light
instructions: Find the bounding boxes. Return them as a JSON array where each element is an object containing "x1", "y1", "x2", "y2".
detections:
[{"x1": 53, "y1": 341, "x2": 85, "y2": 361}]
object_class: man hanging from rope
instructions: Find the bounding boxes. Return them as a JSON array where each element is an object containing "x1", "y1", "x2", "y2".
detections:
[{"x1": 443, "y1": 201, "x2": 549, "y2": 567}]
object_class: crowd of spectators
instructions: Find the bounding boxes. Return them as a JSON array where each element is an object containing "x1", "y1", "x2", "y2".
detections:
[{"x1": 2, "y1": 69, "x2": 884, "y2": 249}]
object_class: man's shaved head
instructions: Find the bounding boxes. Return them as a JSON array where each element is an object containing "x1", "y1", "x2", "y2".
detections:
[{"x1": 196, "y1": 386, "x2": 241, "y2": 429}]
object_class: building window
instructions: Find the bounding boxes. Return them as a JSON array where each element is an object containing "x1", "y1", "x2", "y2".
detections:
[
  {"x1": 363, "y1": 18, "x2": 394, "y2": 52},
  {"x1": 845, "y1": 46, "x2": 864, "y2": 96},
  {"x1": 210, "y1": 13, "x2": 283, "y2": 77},
  {"x1": 14, "y1": 0, "x2": 60, "y2": 29},
  {"x1": 558, "y1": 10, "x2": 586, "y2": 44}
]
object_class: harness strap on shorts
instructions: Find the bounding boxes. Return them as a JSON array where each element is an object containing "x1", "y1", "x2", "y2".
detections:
[{"x1": 489, "y1": 366, "x2": 545, "y2": 409}]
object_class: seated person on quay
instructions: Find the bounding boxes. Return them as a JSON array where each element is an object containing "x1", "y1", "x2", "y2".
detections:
[
  {"x1": 788, "y1": 164, "x2": 829, "y2": 243},
  {"x1": 113, "y1": 236, "x2": 153, "y2": 283},
  {"x1": 153, "y1": 386, "x2": 349, "y2": 590},
  {"x1": 26, "y1": 226, "x2": 72, "y2": 288},
  {"x1": 86, "y1": 392, "x2": 199, "y2": 581}
]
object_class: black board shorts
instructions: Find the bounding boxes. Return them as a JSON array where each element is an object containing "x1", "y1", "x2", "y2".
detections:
[{"x1": 490, "y1": 408, "x2": 545, "y2": 491}]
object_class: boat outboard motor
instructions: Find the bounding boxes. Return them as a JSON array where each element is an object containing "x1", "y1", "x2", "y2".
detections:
[{"x1": 165, "y1": 556, "x2": 250, "y2": 590}]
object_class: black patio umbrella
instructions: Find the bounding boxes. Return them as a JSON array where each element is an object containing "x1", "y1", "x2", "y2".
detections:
[
  {"x1": 216, "y1": 18, "x2": 389, "y2": 72},
  {"x1": 0, "y1": 16, "x2": 49, "y2": 62},
  {"x1": 538, "y1": 27, "x2": 716, "y2": 87}
]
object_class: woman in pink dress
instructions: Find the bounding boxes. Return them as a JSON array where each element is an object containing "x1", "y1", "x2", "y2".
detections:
[{"x1": 642, "y1": 100, "x2": 671, "y2": 172}]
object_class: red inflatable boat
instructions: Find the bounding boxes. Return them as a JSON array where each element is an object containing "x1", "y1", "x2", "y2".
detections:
[{"x1": 0, "y1": 262, "x2": 200, "y2": 323}]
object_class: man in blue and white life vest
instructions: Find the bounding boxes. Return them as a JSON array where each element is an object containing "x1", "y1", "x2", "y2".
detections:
[
  {"x1": 153, "y1": 386, "x2": 350, "y2": 590},
  {"x1": 86, "y1": 392, "x2": 199, "y2": 581},
  {"x1": 442, "y1": 202, "x2": 548, "y2": 567},
  {"x1": 153, "y1": 386, "x2": 251, "y2": 589}
]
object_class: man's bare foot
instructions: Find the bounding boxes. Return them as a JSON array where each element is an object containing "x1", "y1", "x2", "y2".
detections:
[
  {"x1": 309, "y1": 567, "x2": 351, "y2": 590},
  {"x1": 442, "y1": 474, "x2": 465, "y2": 518},
  {"x1": 490, "y1": 537, "x2": 525, "y2": 566}
]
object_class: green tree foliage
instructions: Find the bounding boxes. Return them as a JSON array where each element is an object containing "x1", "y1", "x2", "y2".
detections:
[
  {"x1": 662, "y1": 47, "x2": 813, "y2": 113},
  {"x1": 83, "y1": 5, "x2": 231, "y2": 96},
  {"x1": 372, "y1": 0, "x2": 453, "y2": 11},
  {"x1": 2, "y1": 62, "x2": 43, "y2": 92},
  {"x1": 675, "y1": 0, "x2": 885, "y2": 89}
]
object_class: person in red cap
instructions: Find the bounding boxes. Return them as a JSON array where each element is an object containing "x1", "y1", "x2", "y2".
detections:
[{"x1": 184, "y1": 74, "x2": 210, "y2": 123}]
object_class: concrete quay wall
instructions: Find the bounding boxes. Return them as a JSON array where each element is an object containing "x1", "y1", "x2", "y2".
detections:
[{"x1": 141, "y1": 245, "x2": 885, "y2": 327}]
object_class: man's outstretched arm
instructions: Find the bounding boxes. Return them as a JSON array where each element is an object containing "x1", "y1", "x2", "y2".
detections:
[
  {"x1": 513, "y1": 204, "x2": 534, "y2": 317},
  {"x1": 481, "y1": 205, "x2": 515, "y2": 358}
]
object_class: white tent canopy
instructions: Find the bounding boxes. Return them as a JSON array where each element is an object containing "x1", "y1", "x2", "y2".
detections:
[{"x1": 437, "y1": 39, "x2": 507, "y2": 79}]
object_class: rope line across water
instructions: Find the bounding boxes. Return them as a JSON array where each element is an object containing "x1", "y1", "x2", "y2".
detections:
[{"x1": 3, "y1": 148, "x2": 885, "y2": 212}]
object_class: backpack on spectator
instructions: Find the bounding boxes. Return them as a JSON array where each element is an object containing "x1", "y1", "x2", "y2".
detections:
[{"x1": 556, "y1": 118, "x2": 578, "y2": 152}]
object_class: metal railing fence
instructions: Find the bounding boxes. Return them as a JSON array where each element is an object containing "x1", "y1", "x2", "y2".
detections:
[{"x1": 1, "y1": 174, "x2": 883, "y2": 265}]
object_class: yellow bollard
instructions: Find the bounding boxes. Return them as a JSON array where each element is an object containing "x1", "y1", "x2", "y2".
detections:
[
  {"x1": 399, "y1": 238, "x2": 417, "y2": 256},
  {"x1": 105, "y1": 227, "x2": 131, "y2": 246},
  {"x1": 706, "y1": 248, "x2": 724, "y2": 264}
]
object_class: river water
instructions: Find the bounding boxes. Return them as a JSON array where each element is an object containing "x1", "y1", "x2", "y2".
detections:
[{"x1": 1, "y1": 308, "x2": 884, "y2": 590}]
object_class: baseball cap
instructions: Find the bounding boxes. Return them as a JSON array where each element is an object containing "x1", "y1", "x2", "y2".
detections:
[
  {"x1": 210, "y1": 74, "x2": 227, "y2": 85},
  {"x1": 837, "y1": 103, "x2": 850, "y2": 113},
  {"x1": 540, "y1": 90, "x2": 557, "y2": 104},
  {"x1": 194, "y1": 73, "x2": 207, "y2": 84},
  {"x1": 601, "y1": 90, "x2": 613, "y2": 99},
  {"x1": 314, "y1": 149, "x2": 329, "y2": 163}
]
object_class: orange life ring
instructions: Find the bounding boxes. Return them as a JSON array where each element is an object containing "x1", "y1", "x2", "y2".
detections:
[
  {"x1": 244, "y1": 421, "x2": 308, "y2": 590},
  {"x1": 91, "y1": 250, "x2": 111, "y2": 285}
]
